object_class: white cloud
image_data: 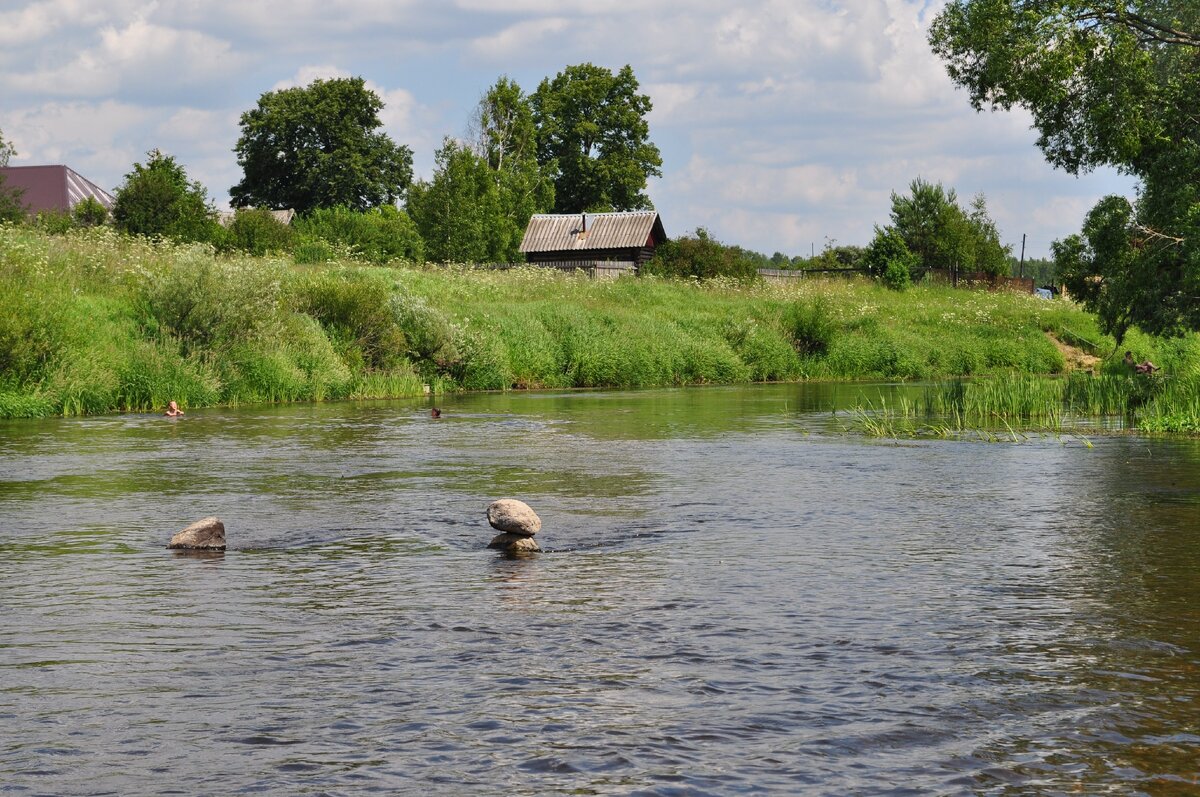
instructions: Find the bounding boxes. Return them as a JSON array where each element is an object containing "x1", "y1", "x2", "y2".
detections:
[
  {"x1": 5, "y1": 17, "x2": 245, "y2": 99},
  {"x1": 0, "y1": 0, "x2": 1138, "y2": 256},
  {"x1": 470, "y1": 17, "x2": 570, "y2": 61}
]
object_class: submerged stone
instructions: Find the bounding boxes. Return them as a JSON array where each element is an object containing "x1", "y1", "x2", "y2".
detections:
[
  {"x1": 488, "y1": 532, "x2": 541, "y2": 553},
  {"x1": 168, "y1": 517, "x2": 226, "y2": 550},
  {"x1": 486, "y1": 499, "x2": 541, "y2": 537}
]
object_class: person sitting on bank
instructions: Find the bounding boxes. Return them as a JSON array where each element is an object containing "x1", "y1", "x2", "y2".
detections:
[
  {"x1": 1124, "y1": 351, "x2": 1160, "y2": 375},
  {"x1": 165, "y1": 400, "x2": 185, "y2": 417}
]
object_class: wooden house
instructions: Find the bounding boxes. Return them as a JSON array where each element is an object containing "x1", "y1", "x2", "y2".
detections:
[{"x1": 519, "y1": 211, "x2": 667, "y2": 273}]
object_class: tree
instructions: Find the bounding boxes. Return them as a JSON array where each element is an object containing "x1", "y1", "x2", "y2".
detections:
[
  {"x1": 464, "y1": 77, "x2": 555, "y2": 259},
  {"x1": 889, "y1": 179, "x2": 1011, "y2": 278},
  {"x1": 863, "y1": 227, "x2": 919, "y2": 290},
  {"x1": 966, "y1": 194, "x2": 1012, "y2": 276},
  {"x1": 230, "y1": 77, "x2": 413, "y2": 214},
  {"x1": 890, "y1": 178, "x2": 973, "y2": 275},
  {"x1": 0, "y1": 128, "x2": 25, "y2": 223},
  {"x1": 531, "y1": 63, "x2": 662, "y2": 213},
  {"x1": 72, "y1": 196, "x2": 109, "y2": 227},
  {"x1": 930, "y1": 0, "x2": 1200, "y2": 337},
  {"x1": 408, "y1": 138, "x2": 507, "y2": 263},
  {"x1": 112, "y1": 150, "x2": 218, "y2": 242}
]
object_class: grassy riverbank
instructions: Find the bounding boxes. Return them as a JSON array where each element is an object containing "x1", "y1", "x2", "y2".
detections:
[{"x1": 2, "y1": 225, "x2": 1197, "y2": 422}]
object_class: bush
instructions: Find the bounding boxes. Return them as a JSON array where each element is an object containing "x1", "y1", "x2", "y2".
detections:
[
  {"x1": 641, "y1": 227, "x2": 760, "y2": 281},
  {"x1": 137, "y1": 256, "x2": 287, "y2": 355},
  {"x1": 292, "y1": 269, "x2": 407, "y2": 369},
  {"x1": 784, "y1": 297, "x2": 836, "y2": 356},
  {"x1": 292, "y1": 205, "x2": 423, "y2": 264},
  {"x1": 112, "y1": 150, "x2": 220, "y2": 244},
  {"x1": 863, "y1": 226, "x2": 917, "y2": 290},
  {"x1": 223, "y1": 208, "x2": 295, "y2": 256},
  {"x1": 30, "y1": 210, "x2": 75, "y2": 235},
  {"x1": 293, "y1": 237, "x2": 336, "y2": 264},
  {"x1": 73, "y1": 197, "x2": 110, "y2": 227}
]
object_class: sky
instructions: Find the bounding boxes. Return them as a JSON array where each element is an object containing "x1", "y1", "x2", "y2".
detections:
[{"x1": 0, "y1": 0, "x2": 1136, "y2": 259}]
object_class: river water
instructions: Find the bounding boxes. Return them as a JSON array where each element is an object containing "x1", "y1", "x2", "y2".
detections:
[{"x1": 1, "y1": 384, "x2": 1198, "y2": 795}]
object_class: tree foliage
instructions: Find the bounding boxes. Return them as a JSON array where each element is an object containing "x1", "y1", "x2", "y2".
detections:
[
  {"x1": 531, "y1": 63, "x2": 662, "y2": 213},
  {"x1": 408, "y1": 138, "x2": 509, "y2": 263},
  {"x1": 863, "y1": 227, "x2": 918, "y2": 290},
  {"x1": 930, "y1": 0, "x2": 1200, "y2": 336},
  {"x1": 112, "y1": 150, "x2": 218, "y2": 243},
  {"x1": 0, "y1": 128, "x2": 25, "y2": 223},
  {"x1": 231, "y1": 77, "x2": 413, "y2": 214},
  {"x1": 292, "y1": 205, "x2": 423, "y2": 264},
  {"x1": 641, "y1": 228, "x2": 759, "y2": 281},
  {"x1": 889, "y1": 178, "x2": 1010, "y2": 277}
]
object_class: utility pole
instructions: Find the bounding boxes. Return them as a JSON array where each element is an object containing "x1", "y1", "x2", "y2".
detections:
[{"x1": 1019, "y1": 234, "x2": 1026, "y2": 280}]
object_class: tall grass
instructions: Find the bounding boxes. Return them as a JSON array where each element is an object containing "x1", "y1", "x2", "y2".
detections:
[
  {"x1": 850, "y1": 372, "x2": 1200, "y2": 437},
  {"x1": 2, "y1": 224, "x2": 1198, "y2": 426}
]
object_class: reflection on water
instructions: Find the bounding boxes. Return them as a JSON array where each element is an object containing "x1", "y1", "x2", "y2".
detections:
[{"x1": 1, "y1": 383, "x2": 1198, "y2": 794}]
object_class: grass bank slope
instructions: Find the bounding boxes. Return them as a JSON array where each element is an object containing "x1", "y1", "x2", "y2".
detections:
[{"x1": 1, "y1": 225, "x2": 1194, "y2": 419}]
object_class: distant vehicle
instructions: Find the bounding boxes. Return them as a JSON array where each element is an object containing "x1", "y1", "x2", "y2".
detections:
[{"x1": 1034, "y1": 288, "x2": 1053, "y2": 300}]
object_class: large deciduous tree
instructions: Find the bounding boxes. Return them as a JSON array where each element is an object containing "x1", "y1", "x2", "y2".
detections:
[
  {"x1": 530, "y1": 63, "x2": 662, "y2": 213},
  {"x1": 930, "y1": 0, "x2": 1200, "y2": 340},
  {"x1": 112, "y1": 150, "x2": 218, "y2": 243},
  {"x1": 230, "y1": 77, "x2": 413, "y2": 214}
]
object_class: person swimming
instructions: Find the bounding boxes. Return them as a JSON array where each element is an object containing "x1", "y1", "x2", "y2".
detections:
[{"x1": 165, "y1": 400, "x2": 185, "y2": 417}]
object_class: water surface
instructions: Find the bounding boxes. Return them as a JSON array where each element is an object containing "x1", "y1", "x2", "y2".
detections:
[{"x1": 2, "y1": 384, "x2": 1198, "y2": 794}]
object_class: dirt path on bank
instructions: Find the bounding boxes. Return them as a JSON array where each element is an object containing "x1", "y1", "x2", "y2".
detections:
[{"x1": 1046, "y1": 332, "x2": 1102, "y2": 372}]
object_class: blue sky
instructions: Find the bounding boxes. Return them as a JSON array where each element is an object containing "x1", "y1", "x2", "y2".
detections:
[{"x1": 0, "y1": 0, "x2": 1135, "y2": 258}]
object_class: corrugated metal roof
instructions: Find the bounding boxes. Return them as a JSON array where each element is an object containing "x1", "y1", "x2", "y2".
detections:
[
  {"x1": 0, "y1": 165, "x2": 115, "y2": 213},
  {"x1": 519, "y1": 211, "x2": 665, "y2": 253}
]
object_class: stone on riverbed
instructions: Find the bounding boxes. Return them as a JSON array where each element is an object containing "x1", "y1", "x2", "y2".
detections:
[
  {"x1": 486, "y1": 499, "x2": 541, "y2": 537},
  {"x1": 488, "y1": 532, "x2": 541, "y2": 553},
  {"x1": 168, "y1": 517, "x2": 226, "y2": 550}
]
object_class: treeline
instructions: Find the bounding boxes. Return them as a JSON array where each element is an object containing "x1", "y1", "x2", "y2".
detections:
[
  {"x1": 1, "y1": 70, "x2": 1020, "y2": 290},
  {"x1": 0, "y1": 65, "x2": 662, "y2": 266}
]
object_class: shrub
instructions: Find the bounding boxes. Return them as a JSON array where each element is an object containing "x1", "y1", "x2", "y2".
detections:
[
  {"x1": 292, "y1": 205, "x2": 423, "y2": 264},
  {"x1": 863, "y1": 226, "x2": 918, "y2": 290},
  {"x1": 73, "y1": 197, "x2": 110, "y2": 227},
  {"x1": 224, "y1": 208, "x2": 295, "y2": 256},
  {"x1": 137, "y1": 256, "x2": 287, "y2": 354},
  {"x1": 292, "y1": 269, "x2": 407, "y2": 369},
  {"x1": 784, "y1": 297, "x2": 836, "y2": 356},
  {"x1": 32, "y1": 210, "x2": 75, "y2": 234},
  {"x1": 641, "y1": 227, "x2": 760, "y2": 281},
  {"x1": 293, "y1": 237, "x2": 336, "y2": 264}
]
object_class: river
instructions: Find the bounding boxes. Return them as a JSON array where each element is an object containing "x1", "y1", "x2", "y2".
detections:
[{"x1": 2, "y1": 383, "x2": 1198, "y2": 795}]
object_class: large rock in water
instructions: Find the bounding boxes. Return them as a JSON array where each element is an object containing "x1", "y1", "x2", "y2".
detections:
[
  {"x1": 488, "y1": 532, "x2": 541, "y2": 553},
  {"x1": 486, "y1": 499, "x2": 541, "y2": 537},
  {"x1": 168, "y1": 517, "x2": 226, "y2": 550}
]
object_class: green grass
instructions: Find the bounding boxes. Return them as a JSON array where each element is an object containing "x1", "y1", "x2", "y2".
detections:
[
  {"x1": 2, "y1": 223, "x2": 1198, "y2": 430},
  {"x1": 848, "y1": 372, "x2": 1200, "y2": 438}
]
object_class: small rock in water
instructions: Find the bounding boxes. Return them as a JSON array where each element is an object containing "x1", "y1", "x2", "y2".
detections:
[
  {"x1": 488, "y1": 532, "x2": 541, "y2": 553},
  {"x1": 168, "y1": 517, "x2": 226, "y2": 550},
  {"x1": 486, "y1": 499, "x2": 541, "y2": 537}
]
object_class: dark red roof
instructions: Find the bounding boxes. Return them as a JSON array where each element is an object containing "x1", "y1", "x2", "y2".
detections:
[{"x1": 0, "y1": 165, "x2": 116, "y2": 214}]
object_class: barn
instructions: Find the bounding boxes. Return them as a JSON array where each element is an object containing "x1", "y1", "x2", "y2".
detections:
[
  {"x1": 519, "y1": 210, "x2": 667, "y2": 274},
  {"x1": 0, "y1": 165, "x2": 116, "y2": 215}
]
